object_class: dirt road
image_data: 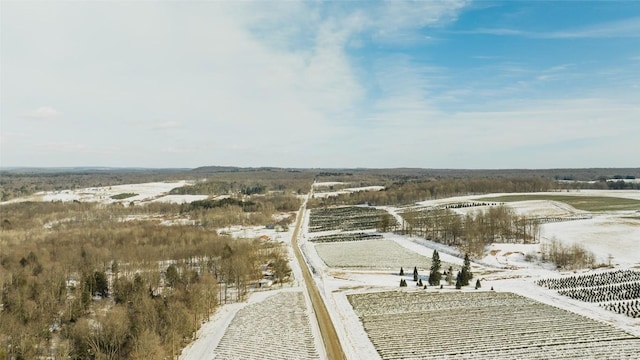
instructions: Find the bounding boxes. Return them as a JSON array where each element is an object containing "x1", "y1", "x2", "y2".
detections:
[{"x1": 292, "y1": 201, "x2": 346, "y2": 360}]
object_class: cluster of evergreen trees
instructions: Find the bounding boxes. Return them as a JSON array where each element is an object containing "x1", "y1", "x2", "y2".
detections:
[{"x1": 398, "y1": 251, "x2": 478, "y2": 290}]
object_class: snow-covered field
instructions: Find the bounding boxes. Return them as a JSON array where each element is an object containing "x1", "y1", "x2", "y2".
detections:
[
  {"x1": 541, "y1": 216, "x2": 640, "y2": 267},
  {"x1": 0, "y1": 181, "x2": 196, "y2": 205}
]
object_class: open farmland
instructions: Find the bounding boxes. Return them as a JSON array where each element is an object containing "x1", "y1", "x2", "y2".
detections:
[
  {"x1": 348, "y1": 291, "x2": 640, "y2": 359},
  {"x1": 213, "y1": 291, "x2": 320, "y2": 360},
  {"x1": 478, "y1": 194, "x2": 640, "y2": 212},
  {"x1": 308, "y1": 206, "x2": 395, "y2": 232},
  {"x1": 314, "y1": 238, "x2": 448, "y2": 270}
]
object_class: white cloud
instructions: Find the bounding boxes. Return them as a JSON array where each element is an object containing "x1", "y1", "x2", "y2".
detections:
[
  {"x1": 21, "y1": 106, "x2": 61, "y2": 119},
  {"x1": 152, "y1": 121, "x2": 182, "y2": 130},
  {"x1": 3, "y1": 1, "x2": 636, "y2": 168}
]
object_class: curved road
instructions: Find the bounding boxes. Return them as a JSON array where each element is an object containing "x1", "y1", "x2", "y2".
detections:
[{"x1": 292, "y1": 198, "x2": 346, "y2": 360}]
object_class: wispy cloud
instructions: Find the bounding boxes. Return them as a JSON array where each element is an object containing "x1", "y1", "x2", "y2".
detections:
[
  {"x1": 458, "y1": 17, "x2": 640, "y2": 39},
  {"x1": 546, "y1": 17, "x2": 640, "y2": 39},
  {"x1": 21, "y1": 106, "x2": 61, "y2": 119}
]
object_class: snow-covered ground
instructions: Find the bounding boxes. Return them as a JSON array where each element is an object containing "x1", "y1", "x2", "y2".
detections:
[
  {"x1": 541, "y1": 215, "x2": 640, "y2": 268},
  {"x1": 0, "y1": 181, "x2": 196, "y2": 205}
]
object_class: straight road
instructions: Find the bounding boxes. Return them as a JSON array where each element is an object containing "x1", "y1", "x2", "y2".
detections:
[{"x1": 291, "y1": 197, "x2": 346, "y2": 360}]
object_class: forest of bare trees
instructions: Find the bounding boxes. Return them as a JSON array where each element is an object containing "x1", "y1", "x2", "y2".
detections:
[{"x1": 399, "y1": 205, "x2": 540, "y2": 256}]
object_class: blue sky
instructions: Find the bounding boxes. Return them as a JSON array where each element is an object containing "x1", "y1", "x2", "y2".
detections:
[{"x1": 1, "y1": 1, "x2": 639, "y2": 169}]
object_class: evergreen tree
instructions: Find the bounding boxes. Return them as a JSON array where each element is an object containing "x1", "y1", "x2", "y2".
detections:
[
  {"x1": 462, "y1": 253, "x2": 473, "y2": 285},
  {"x1": 455, "y1": 272, "x2": 462, "y2": 289},
  {"x1": 459, "y1": 267, "x2": 470, "y2": 287},
  {"x1": 400, "y1": 279, "x2": 407, "y2": 287},
  {"x1": 165, "y1": 264, "x2": 180, "y2": 288},
  {"x1": 413, "y1": 266, "x2": 418, "y2": 281},
  {"x1": 399, "y1": 267, "x2": 404, "y2": 276},
  {"x1": 417, "y1": 279, "x2": 423, "y2": 287},
  {"x1": 475, "y1": 279, "x2": 481, "y2": 289},
  {"x1": 429, "y1": 250, "x2": 442, "y2": 286},
  {"x1": 93, "y1": 271, "x2": 109, "y2": 297}
]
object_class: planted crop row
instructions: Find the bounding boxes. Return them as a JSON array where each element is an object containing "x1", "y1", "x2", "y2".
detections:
[
  {"x1": 214, "y1": 291, "x2": 319, "y2": 360},
  {"x1": 308, "y1": 206, "x2": 395, "y2": 232},
  {"x1": 601, "y1": 300, "x2": 640, "y2": 318},
  {"x1": 309, "y1": 232, "x2": 383, "y2": 243},
  {"x1": 536, "y1": 270, "x2": 640, "y2": 290},
  {"x1": 348, "y1": 291, "x2": 640, "y2": 359},
  {"x1": 556, "y1": 282, "x2": 640, "y2": 303}
]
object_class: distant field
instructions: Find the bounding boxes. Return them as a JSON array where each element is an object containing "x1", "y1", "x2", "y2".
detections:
[{"x1": 478, "y1": 194, "x2": 640, "y2": 212}]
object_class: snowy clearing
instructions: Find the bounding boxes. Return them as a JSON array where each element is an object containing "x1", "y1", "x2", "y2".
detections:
[{"x1": 1, "y1": 181, "x2": 194, "y2": 205}]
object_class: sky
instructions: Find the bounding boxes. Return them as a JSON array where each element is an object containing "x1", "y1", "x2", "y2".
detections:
[{"x1": 1, "y1": 0, "x2": 639, "y2": 169}]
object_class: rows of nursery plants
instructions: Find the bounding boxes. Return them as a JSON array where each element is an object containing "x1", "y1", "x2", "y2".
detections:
[
  {"x1": 309, "y1": 232, "x2": 383, "y2": 243},
  {"x1": 348, "y1": 291, "x2": 640, "y2": 359},
  {"x1": 214, "y1": 291, "x2": 319, "y2": 360},
  {"x1": 536, "y1": 270, "x2": 640, "y2": 289},
  {"x1": 601, "y1": 300, "x2": 640, "y2": 318},
  {"x1": 537, "y1": 270, "x2": 640, "y2": 318},
  {"x1": 308, "y1": 206, "x2": 395, "y2": 232}
]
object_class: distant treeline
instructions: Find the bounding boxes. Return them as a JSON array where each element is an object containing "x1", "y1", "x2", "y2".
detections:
[
  {"x1": 2, "y1": 167, "x2": 638, "y2": 201},
  {"x1": 309, "y1": 177, "x2": 557, "y2": 207}
]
